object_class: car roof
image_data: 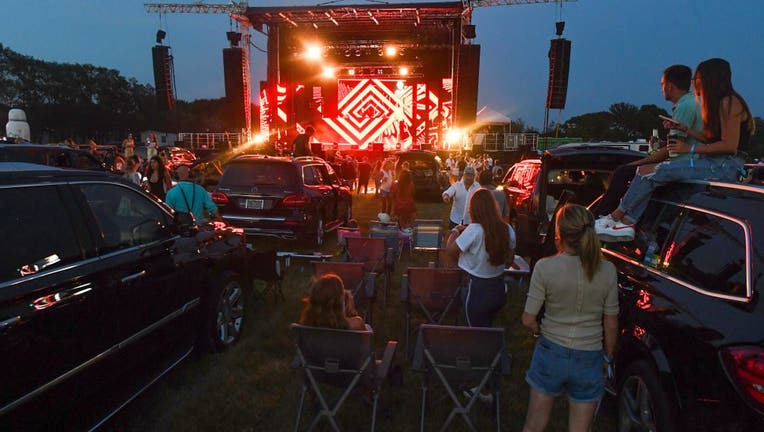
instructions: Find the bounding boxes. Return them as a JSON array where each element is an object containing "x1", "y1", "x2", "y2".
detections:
[
  {"x1": 547, "y1": 144, "x2": 644, "y2": 158},
  {"x1": 0, "y1": 162, "x2": 112, "y2": 182},
  {"x1": 0, "y1": 143, "x2": 75, "y2": 150}
]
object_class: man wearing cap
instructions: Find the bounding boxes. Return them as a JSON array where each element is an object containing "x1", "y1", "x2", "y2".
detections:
[
  {"x1": 442, "y1": 165, "x2": 481, "y2": 229},
  {"x1": 165, "y1": 165, "x2": 220, "y2": 222}
]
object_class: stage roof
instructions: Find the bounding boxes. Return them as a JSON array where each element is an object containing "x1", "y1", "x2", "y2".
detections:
[{"x1": 245, "y1": 2, "x2": 466, "y2": 35}]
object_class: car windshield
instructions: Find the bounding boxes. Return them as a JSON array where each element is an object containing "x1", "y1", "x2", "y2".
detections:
[
  {"x1": 220, "y1": 162, "x2": 299, "y2": 187},
  {"x1": 546, "y1": 169, "x2": 611, "y2": 206}
]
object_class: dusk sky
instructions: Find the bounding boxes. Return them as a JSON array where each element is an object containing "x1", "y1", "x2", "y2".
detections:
[{"x1": 1, "y1": 0, "x2": 762, "y2": 129}]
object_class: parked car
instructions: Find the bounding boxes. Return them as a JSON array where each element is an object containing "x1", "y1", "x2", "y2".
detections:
[
  {"x1": 501, "y1": 145, "x2": 644, "y2": 263},
  {"x1": 0, "y1": 162, "x2": 249, "y2": 430},
  {"x1": 0, "y1": 143, "x2": 109, "y2": 172},
  {"x1": 599, "y1": 179, "x2": 764, "y2": 431},
  {"x1": 78, "y1": 144, "x2": 126, "y2": 172},
  {"x1": 160, "y1": 146, "x2": 198, "y2": 169},
  {"x1": 394, "y1": 150, "x2": 449, "y2": 200},
  {"x1": 213, "y1": 155, "x2": 352, "y2": 245}
]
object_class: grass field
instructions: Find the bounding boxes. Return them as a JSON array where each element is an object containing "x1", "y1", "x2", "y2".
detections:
[{"x1": 102, "y1": 193, "x2": 617, "y2": 431}]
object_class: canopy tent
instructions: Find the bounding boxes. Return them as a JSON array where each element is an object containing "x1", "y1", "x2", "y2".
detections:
[{"x1": 476, "y1": 106, "x2": 511, "y2": 125}]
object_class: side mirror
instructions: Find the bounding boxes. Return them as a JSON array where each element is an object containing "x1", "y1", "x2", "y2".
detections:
[{"x1": 174, "y1": 211, "x2": 197, "y2": 237}]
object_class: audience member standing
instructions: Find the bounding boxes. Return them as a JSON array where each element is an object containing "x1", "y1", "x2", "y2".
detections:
[
  {"x1": 391, "y1": 169, "x2": 417, "y2": 228},
  {"x1": 146, "y1": 155, "x2": 172, "y2": 201},
  {"x1": 146, "y1": 134, "x2": 158, "y2": 161},
  {"x1": 522, "y1": 204, "x2": 618, "y2": 432},
  {"x1": 372, "y1": 159, "x2": 383, "y2": 196},
  {"x1": 123, "y1": 158, "x2": 142, "y2": 186},
  {"x1": 357, "y1": 157, "x2": 372, "y2": 194},
  {"x1": 479, "y1": 169, "x2": 510, "y2": 223},
  {"x1": 122, "y1": 133, "x2": 135, "y2": 158},
  {"x1": 292, "y1": 126, "x2": 315, "y2": 157},
  {"x1": 378, "y1": 159, "x2": 395, "y2": 214},
  {"x1": 165, "y1": 165, "x2": 219, "y2": 221},
  {"x1": 441, "y1": 166, "x2": 480, "y2": 228}
]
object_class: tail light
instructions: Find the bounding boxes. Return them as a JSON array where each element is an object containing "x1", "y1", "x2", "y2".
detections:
[
  {"x1": 282, "y1": 194, "x2": 309, "y2": 208},
  {"x1": 720, "y1": 345, "x2": 764, "y2": 409},
  {"x1": 211, "y1": 192, "x2": 229, "y2": 205}
]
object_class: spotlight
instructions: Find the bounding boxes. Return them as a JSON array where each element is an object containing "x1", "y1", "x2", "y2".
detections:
[
  {"x1": 305, "y1": 45, "x2": 322, "y2": 61},
  {"x1": 322, "y1": 66, "x2": 335, "y2": 79},
  {"x1": 399, "y1": 66, "x2": 409, "y2": 76},
  {"x1": 385, "y1": 45, "x2": 398, "y2": 57},
  {"x1": 348, "y1": 68, "x2": 356, "y2": 76},
  {"x1": 155, "y1": 30, "x2": 166, "y2": 44},
  {"x1": 445, "y1": 128, "x2": 464, "y2": 144},
  {"x1": 354, "y1": 49, "x2": 361, "y2": 57},
  {"x1": 344, "y1": 49, "x2": 351, "y2": 58}
]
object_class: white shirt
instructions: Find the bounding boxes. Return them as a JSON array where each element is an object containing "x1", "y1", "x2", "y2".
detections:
[
  {"x1": 442, "y1": 181, "x2": 481, "y2": 224},
  {"x1": 456, "y1": 223, "x2": 517, "y2": 278},
  {"x1": 380, "y1": 169, "x2": 394, "y2": 192}
]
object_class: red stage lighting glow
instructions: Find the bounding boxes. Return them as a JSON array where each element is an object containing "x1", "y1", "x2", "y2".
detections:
[
  {"x1": 385, "y1": 45, "x2": 398, "y2": 57},
  {"x1": 304, "y1": 45, "x2": 322, "y2": 61},
  {"x1": 348, "y1": 68, "x2": 356, "y2": 76},
  {"x1": 322, "y1": 66, "x2": 335, "y2": 79},
  {"x1": 399, "y1": 66, "x2": 409, "y2": 76}
]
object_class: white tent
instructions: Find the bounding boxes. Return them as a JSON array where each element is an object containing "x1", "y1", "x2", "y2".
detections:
[{"x1": 476, "y1": 106, "x2": 511, "y2": 125}]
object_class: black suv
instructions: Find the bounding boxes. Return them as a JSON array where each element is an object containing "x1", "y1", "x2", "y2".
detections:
[
  {"x1": 213, "y1": 155, "x2": 352, "y2": 245},
  {"x1": 601, "y1": 180, "x2": 764, "y2": 431},
  {"x1": 394, "y1": 150, "x2": 449, "y2": 200},
  {"x1": 0, "y1": 163, "x2": 249, "y2": 430},
  {"x1": 0, "y1": 143, "x2": 109, "y2": 171},
  {"x1": 501, "y1": 145, "x2": 643, "y2": 263}
]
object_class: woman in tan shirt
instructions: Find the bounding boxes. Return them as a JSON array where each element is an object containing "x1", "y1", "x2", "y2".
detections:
[{"x1": 521, "y1": 204, "x2": 618, "y2": 432}]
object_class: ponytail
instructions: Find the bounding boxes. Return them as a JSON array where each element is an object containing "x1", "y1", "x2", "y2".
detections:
[{"x1": 555, "y1": 204, "x2": 602, "y2": 281}]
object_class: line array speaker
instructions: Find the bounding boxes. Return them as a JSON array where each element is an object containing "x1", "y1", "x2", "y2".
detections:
[
  {"x1": 546, "y1": 38, "x2": 572, "y2": 110},
  {"x1": 454, "y1": 44, "x2": 480, "y2": 127},
  {"x1": 152, "y1": 45, "x2": 175, "y2": 111},
  {"x1": 223, "y1": 47, "x2": 248, "y2": 130}
]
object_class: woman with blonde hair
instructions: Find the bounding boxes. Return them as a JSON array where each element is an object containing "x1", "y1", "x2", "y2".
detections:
[
  {"x1": 522, "y1": 204, "x2": 618, "y2": 432},
  {"x1": 299, "y1": 274, "x2": 365, "y2": 330}
]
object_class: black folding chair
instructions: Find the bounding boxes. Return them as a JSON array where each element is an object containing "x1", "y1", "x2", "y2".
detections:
[
  {"x1": 400, "y1": 267, "x2": 464, "y2": 358},
  {"x1": 346, "y1": 237, "x2": 391, "y2": 309},
  {"x1": 312, "y1": 261, "x2": 375, "y2": 325},
  {"x1": 249, "y1": 249, "x2": 284, "y2": 302},
  {"x1": 291, "y1": 324, "x2": 398, "y2": 432},
  {"x1": 413, "y1": 324, "x2": 511, "y2": 432}
]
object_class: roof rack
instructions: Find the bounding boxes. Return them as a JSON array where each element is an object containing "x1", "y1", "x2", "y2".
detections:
[{"x1": 293, "y1": 156, "x2": 326, "y2": 163}]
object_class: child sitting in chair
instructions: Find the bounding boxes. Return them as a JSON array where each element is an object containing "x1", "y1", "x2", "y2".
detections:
[{"x1": 300, "y1": 274, "x2": 365, "y2": 330}]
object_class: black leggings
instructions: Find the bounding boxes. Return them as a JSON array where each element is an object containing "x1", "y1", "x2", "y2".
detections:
[{"x1": 463, "y1": 274, "x2": 506, "y2": 327}]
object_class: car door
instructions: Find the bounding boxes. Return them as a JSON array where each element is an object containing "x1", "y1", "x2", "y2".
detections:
[
  {"x1": 321, "y1": 163, "x2": 350, "y2": 224},
  {"x1": 72, "y1": 182, "x2": 197, "y2": 367},
  {"x1": 303, "y1": 164, "x2": 335, "y2": 222},
  {"x1": 0, "y1": 184, "x2": 111, "y2": 424}
]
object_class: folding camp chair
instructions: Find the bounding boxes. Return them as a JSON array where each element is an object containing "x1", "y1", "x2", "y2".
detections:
[
  {"x1": 249, "y1": 249, "x2": 284, "y2": 302},
  {"x1": 291, "y1": 324, "x2": 398, "y2": 432},
  {"x1": 435, "y1": 248, "x2": 458, "y2": 269},
  {"x1": 369, "y1": 223, "x2": 405, "y2": 262},
  {"x1": 336, "y1": 226, "x2": 362, "y2": 252},
  {"x1": 400, "y1": 267, "x2": 464, "y2": 358},
  {"x1": 346, "y1": 237, "x2": 391, "y2": 309},
  {"x1": 413, "y1": 219, "x2": 443, "y2": 252},
  {"x1": 312, "y1": 261, "x2": 375, "y2": 325},
  {"x1": 413, "y1": 324, "x2": 511, "y2": 432}
]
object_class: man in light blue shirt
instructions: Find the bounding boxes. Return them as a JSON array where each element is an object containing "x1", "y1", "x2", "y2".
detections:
[{"x1": 165, "y1": 165, "x2": 219, "y2": 221}]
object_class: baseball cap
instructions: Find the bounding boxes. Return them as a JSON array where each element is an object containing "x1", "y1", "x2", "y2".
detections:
[{"x1": 463, "y1": 166, "x2": 476, "y2": 175}]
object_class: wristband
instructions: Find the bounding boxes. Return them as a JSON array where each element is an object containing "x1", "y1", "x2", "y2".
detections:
[
  {"x1": 450, "y1": 228, "x2": 460, "y2": 236},
  {"x1": 690, "y1": 143, "x2": 696, "y2": 168},
  {"x1": 603, "y1": 354, "x2": 613, "y2": 364}
]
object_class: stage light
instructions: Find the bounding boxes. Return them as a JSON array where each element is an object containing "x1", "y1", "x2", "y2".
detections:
[
  {"x1": 354, "y1": 49, "x2": 361, "y2": 57},
  {"x1": 445, "y1": 128, "x2": 464, "y2": 144},
  {"x1": 348, "y1": 68, "x2": 356, "y2": 76},
  {"x1": 322, "y1": 66, "x2": 335, "y2": 79},
  {"x1": 399, "y1": 66, "x2": 409, "y2": 76},
  {"x1": 304, "y1": 45, "x2": 322, "y2": 61},
  {"x1": 252, "y1": 133, "x2": 268, "y2": 145},
  {"x1": 396, "y1": 80, "x2": 405, "y2": 91},
  {"x1": 385, "y1": 45, "x2": 398, "y2": 57},
  {"x1": 155, "y1": 30, "x2": 166, "y2": 44}
]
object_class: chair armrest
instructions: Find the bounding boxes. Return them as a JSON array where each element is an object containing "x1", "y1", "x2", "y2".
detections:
[{"x1": 376, "y1": 340, "x2": 399, "y2": 381}]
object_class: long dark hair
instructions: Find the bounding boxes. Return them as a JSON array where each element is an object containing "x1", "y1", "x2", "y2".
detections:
[
  {"x1": 555, "y1": 204, "x2": 601, "y2": 281},
  {"x1": 468, "y1": 189, "x2": 509, "y2": 266},
  {"x1": 147, "y1": 155, "x2": 166, "y2": 180},
  {"x1": 396, "y1": 169, "x2": 414, "y2": 196},
  {"x1": 300, "y1": 274, "x2": 348, "y2": 329},
  {"x1": 694, "y1": 58, "x2": 755, "y2": 141}
]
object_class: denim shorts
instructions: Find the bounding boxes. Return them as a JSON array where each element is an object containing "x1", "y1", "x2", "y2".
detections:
[{"x1": 525, "y1": 336, "x2": 604, "y2": 403}]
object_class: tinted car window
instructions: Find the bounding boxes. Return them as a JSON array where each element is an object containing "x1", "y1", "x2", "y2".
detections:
[
  {"x1": 80, "y1": 184, "x2": 170, "y2": 253},
  {"x1": 220, "y1": 162, "x2": 299, "y2": 188},
  {"x1": 0, "y1": 186, "x2": 83, "y2": 282},
  {"x1": 303, "y1": 165, "x2": 321, "y2": 185},
  {"x1": 663, "y1": 209, "x2": 748, "y2": 298}
]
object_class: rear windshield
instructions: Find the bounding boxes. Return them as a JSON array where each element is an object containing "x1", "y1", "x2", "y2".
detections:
[
  {"x1": 397, "y1": 155, "x2": 440, "y2": 170},
  {"x1": 220, "y1": 162, "x2": 299, "y2": 187}
]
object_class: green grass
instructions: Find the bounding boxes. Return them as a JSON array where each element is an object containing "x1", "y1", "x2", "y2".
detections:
[{"x1": 102, "y1": 193, "x2": 617, "y2": 431}]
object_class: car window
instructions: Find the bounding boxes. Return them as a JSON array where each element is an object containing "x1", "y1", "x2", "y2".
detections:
[
  {"x1": 662, "y1": 209, "x2": 748, "y2": 298},
  {"x1": 605, "y1": 201, "x2": 681, "y2": 266},
  {"x1": 546, "y1": 169, "x2": 609, "y2": 205},
  {"x1": 0, "y1": 186, "x2": 84, "y2": 282},
  {"x1": 220, "y1": 162, "x2": 299, "y2": 188},
  {"x1": 303, "y1": 165, "x2": 322, "y2": 185},
  {"x1": 72, "y1": 152, "x2": 104, "y2": 170},
  {"x1": 79, "y1": 184, "x2": 171, "y2": 253}
]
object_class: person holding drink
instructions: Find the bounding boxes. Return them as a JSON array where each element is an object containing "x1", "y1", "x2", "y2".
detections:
[
  {"x1": 592, "y1": 64, "x2": 702, "y2": 217},
  {"x1": 595, "y1": 58, "x2": 754, "y2": 242}
]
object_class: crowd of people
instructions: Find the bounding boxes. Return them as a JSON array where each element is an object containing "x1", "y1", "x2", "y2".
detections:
[{"x1": 295, "y1": 57, "x2": 755, "y2": 432}]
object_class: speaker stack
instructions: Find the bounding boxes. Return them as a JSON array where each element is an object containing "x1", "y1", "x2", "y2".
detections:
[
  {"x1": 546, "y1": 38, "x2": 572, "y2": 110},
  {"x1": 152, "y1": 45, "x2": 175, "y2": 111},
  {"x1": 454, "y1": 44, "x2": 481, "y2": 127},
  {"x1": 223, "y1": 47, "x2": 249, "y2": 130}
]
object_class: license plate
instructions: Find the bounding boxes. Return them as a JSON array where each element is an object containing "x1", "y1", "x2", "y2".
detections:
[{"x1": 244, "y1": 199, "x2": 264, "y2": 209}]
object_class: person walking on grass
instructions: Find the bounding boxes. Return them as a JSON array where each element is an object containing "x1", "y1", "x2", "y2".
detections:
[
  {"x1": 378, "y1": 159, "x2": 394, "y2": 214},
  {"x1": 521, "y1": 204, "x2": 618, "y2": 432},
  {"x1": 441, "y1": 165, "x2": 480, "y2": 229}
]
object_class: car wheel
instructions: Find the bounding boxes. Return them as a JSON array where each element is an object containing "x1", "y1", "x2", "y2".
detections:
[
  {"x1": 203, "y1": 271, "x2": 245, "y2": 352},
  {"x1": 618, "y1": 360, "x2": 676, "y2": 432},
  {"x1": 314, "y1": 216, "x2": 325, "y2": 246}
]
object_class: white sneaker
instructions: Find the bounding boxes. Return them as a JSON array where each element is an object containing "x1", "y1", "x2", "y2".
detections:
[{"x1": 595, "y1": 216, "x2": 635, "y2": 242}]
